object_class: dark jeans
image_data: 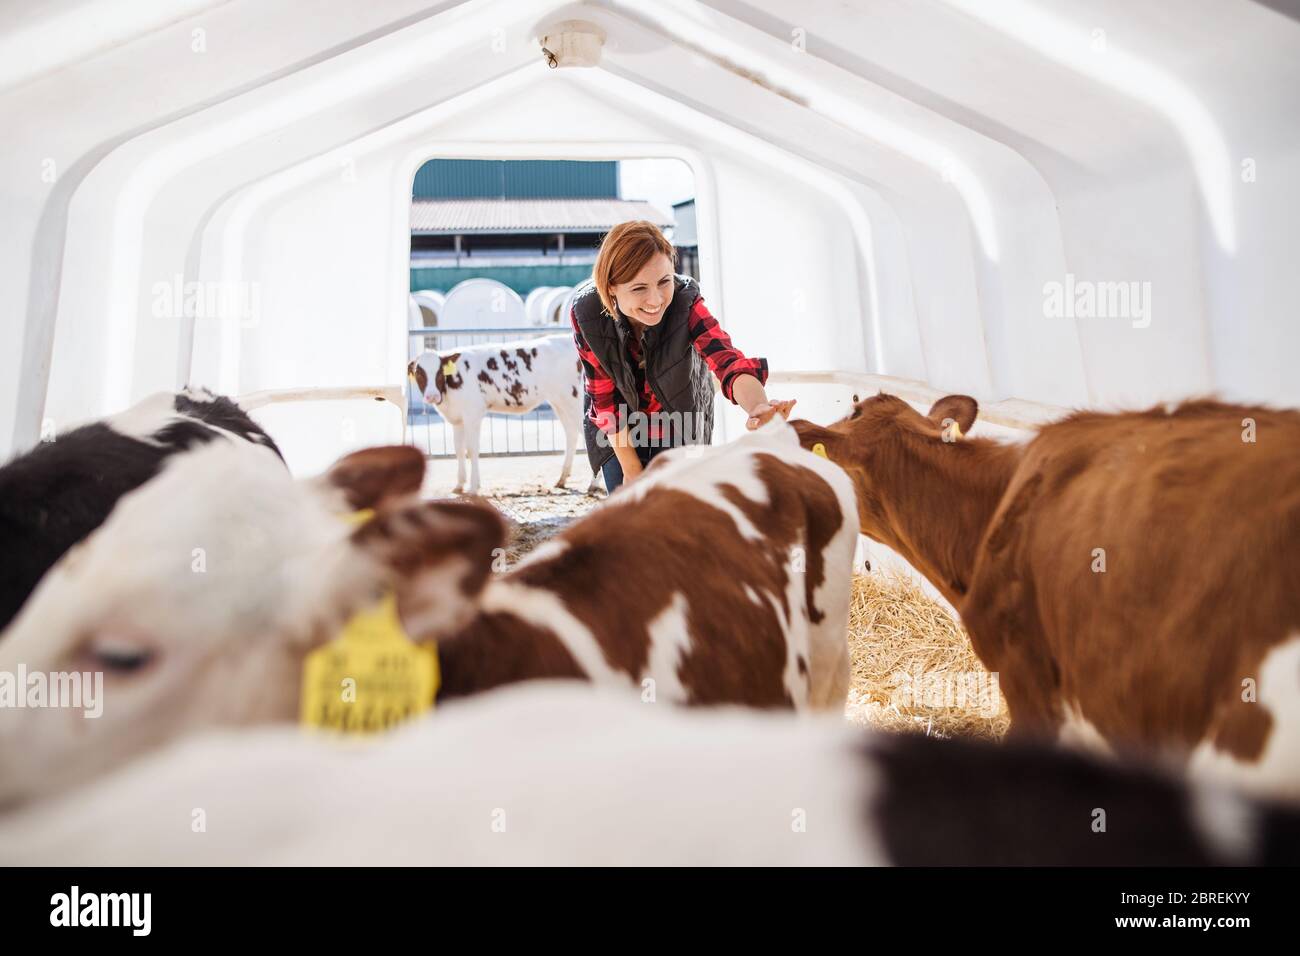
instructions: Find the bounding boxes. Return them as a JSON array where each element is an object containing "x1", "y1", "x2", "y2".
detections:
[{"x1": 601, "y1": 443, "x2": 673, "y2": 492}]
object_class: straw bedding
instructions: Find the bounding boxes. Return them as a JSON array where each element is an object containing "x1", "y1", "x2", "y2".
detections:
[
  {"x1": 844, "y1": 569, "x2": 1008, "y2": 739},
  {"x1": 498, "y1": 498, "x2": 1008, "y2": 738}
]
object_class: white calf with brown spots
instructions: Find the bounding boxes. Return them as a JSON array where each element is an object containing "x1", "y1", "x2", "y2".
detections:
[{"x1": 408, "y1": 334, "x2": 596, "y2": 495}]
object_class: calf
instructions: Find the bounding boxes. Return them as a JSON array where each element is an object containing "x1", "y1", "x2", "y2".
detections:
[
  {"x1": 1, "y1": 683, "x2": 1294, "y2": 866},
  {"x1": 0, "y1": 440, "x2": 423, "y2": 806},
  {"x1": 0, "y1": 420, "x2": 856, "y2": 806},
  {"x1": 793, "y1": 394, "x2": 1300, "y2": 799},
  {"x1": 0, "y1": 387, "x2": 282, "y2": 631},
  {"x1": 380, "y1": 417, "x2": 858, "y2": 711},
  {"x1": 408, "y1": 335, "x2": 598, "y2": 495}
]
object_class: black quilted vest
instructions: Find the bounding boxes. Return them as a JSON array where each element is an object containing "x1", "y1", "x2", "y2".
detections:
[{"x1": 572, "y1": 274, "x2": 715, "y2": 473}]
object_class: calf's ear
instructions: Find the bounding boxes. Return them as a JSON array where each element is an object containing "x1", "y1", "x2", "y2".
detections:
[
  {"x1": 926, "y1": 395, "x2": 978, "y2": 441},
  {"x1": 790, "y1": 419, "x2": 843, "y2": 461},
  {"x1": 324, "y1": 445, "x2": 426, "y2": 511},
  {"x1": 350, "y1": 499, "x2": 508, "y2": 639}
]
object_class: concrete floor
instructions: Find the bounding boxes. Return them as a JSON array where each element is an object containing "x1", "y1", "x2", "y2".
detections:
[
  {"x1": 419, "y1": 451, "x2": 602, "y2": 500},
  {"x1": 419, "y1": 452, "x2": 605, "y2": 565}
]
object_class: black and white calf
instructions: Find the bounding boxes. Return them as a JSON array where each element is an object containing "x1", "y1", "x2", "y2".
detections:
[
  {"x1": 408, "y1": 335, "x2": 598, "y2": 495},
  {"x1": 0, "y1": 387, "x2": 282, "y2": 631}
]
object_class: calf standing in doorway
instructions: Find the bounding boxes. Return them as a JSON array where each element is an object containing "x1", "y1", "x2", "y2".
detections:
[{"x1": 408, "y1": 335, "x2": 598, "y2": 495}]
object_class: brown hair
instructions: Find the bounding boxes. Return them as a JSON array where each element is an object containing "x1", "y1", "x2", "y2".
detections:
[{"x1": 592, "y1": 220, "x2": 677, "y2": 317}]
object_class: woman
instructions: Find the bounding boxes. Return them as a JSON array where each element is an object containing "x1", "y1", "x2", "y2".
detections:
[{"x1": 571, "y1": 220, "x2": 795, "y2": 492}]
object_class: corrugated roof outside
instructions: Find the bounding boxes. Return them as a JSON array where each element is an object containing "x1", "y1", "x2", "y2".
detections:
[
  {"x1": 412, "y1": 159, "x2": 619, "y2": 200},
  {"x1": 411, "y1": 198, "x2": 674, "y2": 234}
]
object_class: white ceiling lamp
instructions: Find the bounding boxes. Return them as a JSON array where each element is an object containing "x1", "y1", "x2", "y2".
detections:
[{"x1": 538, "y1": 19, "x2": 606, "y2": 69}]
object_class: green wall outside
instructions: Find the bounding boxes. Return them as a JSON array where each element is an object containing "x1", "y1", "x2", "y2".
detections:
[{"x1": 410, "y1": 264, "x2": 593, "y2": 296}]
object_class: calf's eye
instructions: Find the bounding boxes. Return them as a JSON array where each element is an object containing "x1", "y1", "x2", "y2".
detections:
[{"x1": 93, "y1": 646, "x2": 155, "y2": 674}]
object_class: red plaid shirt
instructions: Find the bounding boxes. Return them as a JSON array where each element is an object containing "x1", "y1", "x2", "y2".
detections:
[{"x1": 572, "y1": 297, "x2": 768, "y2": 437}]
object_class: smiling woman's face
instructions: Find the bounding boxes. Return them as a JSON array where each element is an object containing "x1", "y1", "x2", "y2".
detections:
[{"x1": 611, "y1": 253, "x2": 674, "y2": 326}]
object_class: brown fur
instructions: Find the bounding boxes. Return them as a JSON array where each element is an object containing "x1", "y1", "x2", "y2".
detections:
[
  {"x1": 513, "y1": 484, "x2": 792, "y2": 706},
  {"x1": 794, "y1": 394, "x2": 1300, "y2": 760},
  {"x1": 325, "y1": 445, "x2": 426, "y2": 511},
  {"x1": 434, "y1": 352, "x2": 463, "y2": 394},
  {"x1": 406, "y1": 362, "x2": 427, "y2": 397},
  {"x1": 437, "y1": 612, "x2": 589, "y2": 699},
  {"x1": 360, "y1": 452, "x2": 848, "y2": 708},
  {"x1": 504, "y1": 379, "x2": 527, "y2": 407}
]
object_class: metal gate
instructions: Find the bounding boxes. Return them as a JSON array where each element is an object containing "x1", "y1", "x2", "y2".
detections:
[{"x1": 407, "y1": 326, "x2": 574, "y2": 459}]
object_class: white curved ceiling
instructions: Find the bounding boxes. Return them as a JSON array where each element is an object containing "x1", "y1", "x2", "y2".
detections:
[{"x1": 2, "y1": 0, "x2": 1297, "y2": 455}]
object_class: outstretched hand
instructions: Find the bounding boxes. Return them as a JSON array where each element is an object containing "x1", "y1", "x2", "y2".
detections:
[{"x1": 746, "y1": 398, "x2": 797, "y2": 430}]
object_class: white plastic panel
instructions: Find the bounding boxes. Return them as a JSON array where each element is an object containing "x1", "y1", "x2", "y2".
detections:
[{"x1": 0, "y1": 0, "x2": 1296, "y2": 462}]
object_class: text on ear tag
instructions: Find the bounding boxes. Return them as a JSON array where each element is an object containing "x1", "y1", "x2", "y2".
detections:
[
  {"x1": 300, "y1": 592, "x2": 439, "y2": 735},
  {"x1": 811, "y1": 442, "x2": 829, "y2": 459}
]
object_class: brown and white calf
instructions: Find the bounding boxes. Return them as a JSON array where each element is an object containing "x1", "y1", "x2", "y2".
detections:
[
  {"x1": 393, "y1": 418, "x2": 858, "y2": 710},
  {"x1": 0, "y1": 419, "x2": 857, "y2": 806},
  {"x1": 407, "y1": 334, "x2": 598, "y2": 495},
  {"x1": 793, "y1": 394, "x2": 1300, "y2": 799}
]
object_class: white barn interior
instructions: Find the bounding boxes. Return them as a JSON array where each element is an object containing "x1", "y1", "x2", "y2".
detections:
[{"x1": 4, "y1": 0, "x2": 1299, "y2": 472}]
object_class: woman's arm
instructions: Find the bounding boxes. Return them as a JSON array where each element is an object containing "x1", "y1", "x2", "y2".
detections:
[
  {"x1": 687, "y1": 299, "x2": 795, "y2": 430},
  {"x1": 610, "y1": 425, "x2": 643, "y2": 481},
  {"x1": 732, "y1": 374, "x2": 796, "y2": 429}
]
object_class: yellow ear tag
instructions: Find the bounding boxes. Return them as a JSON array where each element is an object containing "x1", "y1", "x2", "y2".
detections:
[
  {"x1": 343, "y1": 508, "x2": 375, "y2": 527},
  {"x1": 811, "y1": 442, "x2": 829, "y2": 460},
  {"x1": 441, "y1": 359, "x2": 457, "y2": 377},
  {"x1": 300, "y1": 513, "x2": 439, "y2": 734}
]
